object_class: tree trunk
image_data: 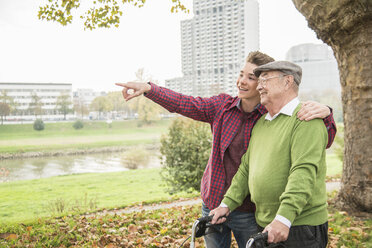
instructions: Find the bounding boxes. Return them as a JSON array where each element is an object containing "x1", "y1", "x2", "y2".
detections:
[{"x1": 292, "y1": 0, "x2": 372, "y2": 214}]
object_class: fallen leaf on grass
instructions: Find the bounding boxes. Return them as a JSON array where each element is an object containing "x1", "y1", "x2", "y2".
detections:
[
  {"x1": 0, "y1": 233, "x2": 17, "y2": 240},
  {"x1": 347, "y1": 227, "x2": 363, "y2": 232},
  {"x1": 127, "y1": 224, "x2": 137, "y2": 233},
  {"x1": 144, "y1": 238, "x2": 153, "y2": 245},
  {"x1": 160, "y1": 227, "x2": 168, "y2": 235}
]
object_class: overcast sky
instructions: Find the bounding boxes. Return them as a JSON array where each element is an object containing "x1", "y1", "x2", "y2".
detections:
[{"x1": 0, "y1": 0, "x2": 323, "y2": 92}]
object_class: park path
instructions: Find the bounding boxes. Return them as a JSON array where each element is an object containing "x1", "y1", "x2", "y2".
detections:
[{"x1": 87, "y1": 181, "x2": 341, "y2": 217}]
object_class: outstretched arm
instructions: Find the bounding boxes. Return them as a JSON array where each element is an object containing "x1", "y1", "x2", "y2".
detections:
[
  {"x1": 116, "y1": 82, "x2": 225, "y2": 124},
  {"x1": 297, "y1": 100, "x2": 337, "y2": 148}
]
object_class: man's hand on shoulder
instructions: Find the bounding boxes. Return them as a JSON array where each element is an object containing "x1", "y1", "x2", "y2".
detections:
[
  {"x1": 297, "y1": 100, "x2": 331, "y2": 121},
  {"x1": 263, "y1": 219, "x2": 290, "y2": 243},
  {"x1": 115, "y1": 82, "x2": 152, "y2": 101}
]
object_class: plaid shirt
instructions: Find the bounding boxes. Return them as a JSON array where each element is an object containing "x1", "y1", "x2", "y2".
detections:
[{"x1": 146, "y1": 83, "x2": 337, "y2": 210}]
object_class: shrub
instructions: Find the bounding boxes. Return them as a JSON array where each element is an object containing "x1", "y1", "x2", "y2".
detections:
[
  {"x1": 121, "y1": 146, "x2": 150, "y2": 169},
  {"x1": 160, "y1": 117, "x2": 212, "y2": 194},
  {"x1": 33, "y1": 119, "x2": 45, "y2": 131},
  {"x1": 73, "y1": 120, "x2": 84, "y2": 129}
]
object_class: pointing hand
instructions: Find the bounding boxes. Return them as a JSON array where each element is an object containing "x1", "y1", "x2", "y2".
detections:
[{"x1": 115, "y1": 82, "x2": 151, "y2": 101}]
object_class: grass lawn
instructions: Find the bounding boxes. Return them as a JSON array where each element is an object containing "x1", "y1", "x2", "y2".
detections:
[
  {"x1": 0, "y1": 198, "x2": 370, "y2": 248},
  {"x1": 0, "y1": 168, "x2": 197, "y2": 225},
  {"x1": 326, "y1": 153, "x2": 342, "y2": 176},
  {"x1": 0, "y1": 120, "x2": 172, "y2": 153},
  {"x1": 0, "y1": 153, "x2": 342, "y2": 225}
]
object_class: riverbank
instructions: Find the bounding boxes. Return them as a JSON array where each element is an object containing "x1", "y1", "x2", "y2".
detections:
[
  {"x1": 0, "y1": 119, "x2": 171, "y2": 157},
  {"x1": 0, "y1": 143, "x2": 159, "y2": 160}
]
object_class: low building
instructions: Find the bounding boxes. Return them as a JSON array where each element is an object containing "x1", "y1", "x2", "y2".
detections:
[
  {"x1": 0, "y1": 82, "x2": 73, "y2": 121},
  {"x1": 73, "y1": 88, "x2": 106, "y2": 107},
  {"x1": 73, "y1": 88, "x2": 107, "y2": 120}
]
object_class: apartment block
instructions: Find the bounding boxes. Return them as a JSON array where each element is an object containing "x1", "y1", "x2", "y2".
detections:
[{"x1": 166, "y1": 0, "x2": 259, "y2": 97}]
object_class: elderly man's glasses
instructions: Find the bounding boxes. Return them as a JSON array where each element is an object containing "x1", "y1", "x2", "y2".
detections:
[{"x1": 257, "y1": 75, "x2": 286, "y2": 86}]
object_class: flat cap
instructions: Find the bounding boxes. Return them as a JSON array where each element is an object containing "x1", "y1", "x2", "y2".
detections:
[{"x1": 253, "y1": 61, "x2": 302, "y2": 85}]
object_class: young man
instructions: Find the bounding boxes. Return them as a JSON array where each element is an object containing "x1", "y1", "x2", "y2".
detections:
[
  {"x1": 211, "y1": 61, "x2": 329, "y2": 247},
  {"x1": 116, "y1": 51, "x2": 336, "y2": 248}
]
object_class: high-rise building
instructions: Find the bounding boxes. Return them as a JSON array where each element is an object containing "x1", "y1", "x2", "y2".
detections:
[
  {"x1": 286, "y1": 43, "x2": 341, "y2": 92},
  {"x1": 166, "y1": 0, "x2": 259, "y2": 96}
]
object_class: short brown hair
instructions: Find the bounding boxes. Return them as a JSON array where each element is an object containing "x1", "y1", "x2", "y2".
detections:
[{"x1": 246, "y1": 51, "x2": 275, "y2": 66}]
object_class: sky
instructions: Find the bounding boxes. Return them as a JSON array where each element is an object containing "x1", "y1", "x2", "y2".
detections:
[{"x1": 0, "y1": 0, "x2": 324, "y2": 92}]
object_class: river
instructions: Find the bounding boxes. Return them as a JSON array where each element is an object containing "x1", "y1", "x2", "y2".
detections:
[{"x1": 0, "y1": 150, "x2": 161, "y2": 182}]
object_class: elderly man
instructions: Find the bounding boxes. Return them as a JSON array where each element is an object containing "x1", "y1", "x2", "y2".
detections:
[{"x1": 211, "y1": 61, "x2": 329, "y2": 247}]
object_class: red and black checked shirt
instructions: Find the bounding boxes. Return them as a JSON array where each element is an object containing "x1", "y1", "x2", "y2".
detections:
[{"x1": 146, "y1": 83, "x2": 337, "y2": 211}]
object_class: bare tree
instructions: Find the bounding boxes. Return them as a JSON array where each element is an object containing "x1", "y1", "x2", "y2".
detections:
[
  {"x1": 0, "y1": 90, "x2": 15, "y2": 118},
  {"x1": 0, "y1": 103, "x2": 10, "y2": 125},
  {"x1": 28, "y1": 92, "x2": 44, "y2": 118},
  {"x1": 55, "y1": 94, "x2": 73, "y2": 120},
  {"x1": 73, "y1": 99, "x2": 89, "y2": 119}
]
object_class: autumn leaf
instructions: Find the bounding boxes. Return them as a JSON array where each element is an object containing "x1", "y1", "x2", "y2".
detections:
[
  {"x1": 5, "y1": 233, "x2": 18, "y2": 240},
  {"x1": 160, "y1": 227, "x2": 168, "y2": 235},
  {"x1": 127, "y1": 224, "x2": 137, "y2": 233},
  {"x1": 144, "y1": 238, "x2": 153, "y2": 245},
  {"x1": 347, "y1": 227, "x2": 363, "y2": 232}
]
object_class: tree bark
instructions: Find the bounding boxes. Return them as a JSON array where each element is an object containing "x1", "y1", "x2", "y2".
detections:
[{"x1": 292, "y1": 0, "x2": 372, "y2": 213}]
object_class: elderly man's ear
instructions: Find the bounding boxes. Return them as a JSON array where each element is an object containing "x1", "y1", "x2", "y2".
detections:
[{"x1": 285, "y1": 75, "x2": 294, "y2": 88}]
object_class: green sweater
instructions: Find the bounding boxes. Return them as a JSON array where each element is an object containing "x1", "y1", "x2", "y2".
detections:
[{"x1": 223, "y1": 105, "x2": 328, "y2": 227}]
